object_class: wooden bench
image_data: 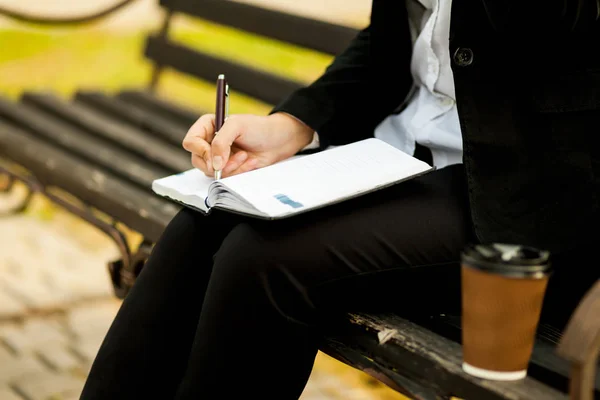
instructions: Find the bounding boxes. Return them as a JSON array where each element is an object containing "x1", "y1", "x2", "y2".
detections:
[{"x1": 0, "y1": 0, "x2": 598, "y2": 398}]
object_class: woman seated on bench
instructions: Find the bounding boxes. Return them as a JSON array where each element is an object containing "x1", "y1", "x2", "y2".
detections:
[{"x1": 81, "y1": 1, "x2": 599, "y2": 399}]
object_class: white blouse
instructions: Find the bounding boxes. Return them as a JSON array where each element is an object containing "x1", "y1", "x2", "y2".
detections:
[{"x1": 374, "y1": 0, "x2": 463, "y2": 168}]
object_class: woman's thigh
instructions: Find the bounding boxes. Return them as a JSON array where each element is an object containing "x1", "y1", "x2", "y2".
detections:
[{"x1": 211, "y1": 164, "x2": 473, "y2": 319}]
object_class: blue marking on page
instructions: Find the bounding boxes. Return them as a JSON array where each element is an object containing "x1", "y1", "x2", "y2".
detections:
[{"x1": 274, "y1": 194, "x2": 303, "y2": 209}]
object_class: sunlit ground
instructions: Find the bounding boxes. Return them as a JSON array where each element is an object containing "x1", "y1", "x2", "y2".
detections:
[{"x1": 0, "y1": 11, "x2": 408, "y2": 400}]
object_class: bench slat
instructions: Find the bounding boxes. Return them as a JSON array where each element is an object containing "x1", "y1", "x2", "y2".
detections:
[
  {"x1": 144, "y1": 36, "x2": 303, "y2": 106},
  {"x1": 0, "y1": 98, "x2": 169, "y2": 190},
  {"x1": 117, "y1": 90, "x2": 200, "y2": 127},
  {"x1": 322, "y1": 312, "x2": 568, "y2": 400},
  {"x1": 74, "y1": 91, "x2": 189, "y2": 147},
  {"x1": 0, "y1": 119, "x2": 178, "y2": 242},
  {"x1": 160, "y1": 0, "x2": 357, "y2": 56},
  {"x1": 20, "y1": 93, "x2": 190, "y2": 174}
]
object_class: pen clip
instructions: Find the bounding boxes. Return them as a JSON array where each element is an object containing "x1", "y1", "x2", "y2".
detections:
[{"x1": 224, "y1": 84, "x2": 230, "y2": 120}]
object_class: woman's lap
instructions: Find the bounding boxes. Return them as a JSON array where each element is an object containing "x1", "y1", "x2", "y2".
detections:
[
  {"x1": 81, "y1": 164, "x2": 472, "y2": 399},
  {"x1": 194, "y1": 163, "x2": 472, "y2": 318}
]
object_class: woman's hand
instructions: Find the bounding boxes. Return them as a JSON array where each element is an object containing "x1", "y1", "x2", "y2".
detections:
[{"x1": 182, "y1": 112, "x2": 315, "y2": 178}]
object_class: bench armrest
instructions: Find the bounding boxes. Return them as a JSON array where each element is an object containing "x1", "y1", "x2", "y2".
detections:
[{"x1": 557, "y1": 279, "x2": 600, "y2": 400}]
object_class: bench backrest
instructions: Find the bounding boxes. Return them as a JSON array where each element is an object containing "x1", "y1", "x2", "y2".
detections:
[{"x1": 145, "y1": 0, "x2": 359, "y2": 106}]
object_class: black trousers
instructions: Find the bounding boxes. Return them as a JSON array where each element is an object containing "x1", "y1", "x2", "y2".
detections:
[{"x1": 80, "y1": 164, "x2": 474, "y2": 399}]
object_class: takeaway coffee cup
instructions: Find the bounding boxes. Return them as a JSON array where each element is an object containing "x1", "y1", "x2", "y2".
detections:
[{"x1": 461, "y1": 243, "x2": 552, "y2": 381}]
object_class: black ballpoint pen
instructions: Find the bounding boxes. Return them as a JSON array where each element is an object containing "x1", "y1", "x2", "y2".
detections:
[{"x1": 214, "y1": 74, "x2": 229, "y2": 180}]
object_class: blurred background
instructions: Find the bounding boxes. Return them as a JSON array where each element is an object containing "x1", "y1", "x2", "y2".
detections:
[
  {"x1": 0, "y1": 0, "x2": 369, "y2": 111},
  {"x1": 0, "y1": 0, "x2": 409, "y2": 399}
]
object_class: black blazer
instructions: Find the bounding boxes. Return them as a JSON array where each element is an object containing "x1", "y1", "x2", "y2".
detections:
[{"x1": 273, "y1": 0, "x2": 600, "y2": 256}]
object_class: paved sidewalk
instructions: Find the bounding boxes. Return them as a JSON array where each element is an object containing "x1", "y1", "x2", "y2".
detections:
[
  {"x1": 0, "y1": 188, "x2": 403, "y2": 400},
  {"x1": 0, "y1": 188, "x2": 121, "y2": 400}
]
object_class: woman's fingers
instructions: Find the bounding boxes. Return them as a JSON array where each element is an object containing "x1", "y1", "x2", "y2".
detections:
[
  {"x1": 192, "y1": 149, "x2": 254, "y2": 178},
  {"x1": 186, "y1": 139, "x2": 213, "y2": 171},
  {"x1": 185, "y1": 114, "x2": 216, "y2": 143},
  {"x1": 211, "y1": 116, "x2": 246, "y2": 171},
  {"x1": 222, "y1": 151, "x2": 249, "y2": 176},
  {"x1": 183, "y1": 114, "x2": 217, "y2": 172},
  {"x1": 226, "y1": 157, "x2": 260, "y2": 177},
  {"x1": 191, "y1": 154, "x2": 214, "y2": 176}
]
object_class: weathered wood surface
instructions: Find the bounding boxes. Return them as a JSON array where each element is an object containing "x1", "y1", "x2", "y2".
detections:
[
  {"x1": 21, "y1": 93, "x2": 190, "y2": 173},
  {"x1": 0, "y1": 97, "x2": 169, "y2": 189},
  {"x1": 322, "y1": 312, "x2": 571, "y2": 400},
  {"x1": 144, "y1": 36, "x2": 304, "y2": 106},
  {"x1": 117, "y1": 90, "x2": 200, "y2": 128},
  {"x1": 0, "y1": 118, "x2": 178, "y2": 242},
  {"x1": 74, "y1": 91, "x2": 189, "y2": 147}
]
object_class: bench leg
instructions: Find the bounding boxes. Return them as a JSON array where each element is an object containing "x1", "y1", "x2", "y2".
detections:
[
  {"x1": 109, "y1": 239, "x2": 153, "y2": 299},
  {"x1": 0, "y1": 168, "x2": 34, "y2": 215},
  {"x1": 0, "y1": 173, "x2": 14, "y2": 192},
  {"x1": 0, "y1": 161, "x2": 151, "y2": 299}
]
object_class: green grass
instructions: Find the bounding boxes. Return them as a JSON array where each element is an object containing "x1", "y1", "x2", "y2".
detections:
[
  {"x1": 0, "y1": 29, "x2": 151, "y2": 98},
  {"x1": 0, "y1": 30, "x2": 59, "y2": 62},
  {"x1": 0, "y1": 18, "x2": 333, "y2": 116},
  {"x1": 170, "y1": 16, "x2": 332, "y2": 83}
]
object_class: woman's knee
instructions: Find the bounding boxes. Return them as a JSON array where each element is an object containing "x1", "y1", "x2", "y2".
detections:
[
  {"x1": 163, "y1": 208, "x2": 204, "y2": 237},
  {"x1": 213, "y1": 223, "x2": 272, "y2": 276},
  {"x1": 159, "y1": 207, "x2": 242, "y2": 249},
  {"x1": 211, "y1": 223, "x2": 315, "y2": 322},
  {"x1": 149, "y1": 208, "x2": 222, "y2": 268}
]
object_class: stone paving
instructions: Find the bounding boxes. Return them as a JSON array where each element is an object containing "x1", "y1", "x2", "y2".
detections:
[{"x1": 0, "y1": 187, "x2": 404, "y2": 400}]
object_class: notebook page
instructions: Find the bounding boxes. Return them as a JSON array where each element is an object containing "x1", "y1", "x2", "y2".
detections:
[
  {"x1": 219, "y1": 138, "x2": 432, "y2": 218},
  {"x1": 152, "y1": 168, "x2": 213, "y2": 212}
]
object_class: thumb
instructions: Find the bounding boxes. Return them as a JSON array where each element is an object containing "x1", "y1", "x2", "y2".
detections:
[{"x1": 211, "y1": 118, "x2": 242, "y2": 171}]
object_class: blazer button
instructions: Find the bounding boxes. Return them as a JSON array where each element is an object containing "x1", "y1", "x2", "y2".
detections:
[{"x1": 453, "y1": 47, "x2": 474, "y2": 66}]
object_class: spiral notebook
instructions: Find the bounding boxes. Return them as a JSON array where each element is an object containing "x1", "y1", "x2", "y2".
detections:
[{"x1": 152, "y1": 138, "x2": 433, "y2": 219}]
